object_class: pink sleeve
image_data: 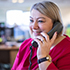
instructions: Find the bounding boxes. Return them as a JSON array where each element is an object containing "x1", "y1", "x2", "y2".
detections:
[
  {"x1": 47, "y1": 53, "x2": 70, "y2": 70},
  {"x1": 11, "y1": 38, "x2": 32, "y2": 70},
  {"x1": 11, "y1": 52, "x2": 19, "y2": 70},
  {"x1": 47, "y1": 63, "x2": 58, "y2": 70}
]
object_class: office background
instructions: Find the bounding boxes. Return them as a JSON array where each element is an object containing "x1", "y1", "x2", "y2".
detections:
[{"x1": 0, "y1": 0, "x2": 70, "y2": 70}]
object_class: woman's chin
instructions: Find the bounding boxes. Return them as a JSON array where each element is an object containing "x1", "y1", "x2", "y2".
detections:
[
  {"x1": 32, "y1": 34, "x2": 40, "y2": 39},
  {"x1": 32, "y1": 35, "x2": 37, "y2": 39},
  {"x1": 30, "y1": 32, "x2": 41, "y2": 39}
]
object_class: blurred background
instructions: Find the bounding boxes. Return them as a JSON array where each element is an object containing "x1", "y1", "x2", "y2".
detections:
[{"x1": 0, "y1": 0, "x2": 70, "y2": 70}]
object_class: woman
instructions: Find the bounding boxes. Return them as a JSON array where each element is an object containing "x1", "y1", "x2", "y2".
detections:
[{"x1": 11, "y1": 1, "x2": 70, "y2": 70}]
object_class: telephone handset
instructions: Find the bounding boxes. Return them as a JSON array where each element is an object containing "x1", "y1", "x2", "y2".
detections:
[{"x1": 31, "y1": 22, "x2": 63, "y2": 47}]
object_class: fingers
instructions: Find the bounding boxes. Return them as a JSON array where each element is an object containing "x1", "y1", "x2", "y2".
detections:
[
  {"x1": 35, "y1": 32, "x2": 50, "y2": 43},
  {"x1": 35, "y1": 35, "x2": 45, "y2": 43},
  {"x1": 41, "y1": 32, "x2": 49, "y2": 42},
  {"x1": 34, "y1": 32, "x2": 57, "y2": 46},
  {"x1": 34, "y1": 38, "x2": 42, "y2": 47},
  {"x1": 38, "y1": 32, "x2": 57, "y2": 44}
]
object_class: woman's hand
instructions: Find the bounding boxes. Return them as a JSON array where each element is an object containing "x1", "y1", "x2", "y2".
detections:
[{"x1": 34, "y1": 32, "x2": 57, "y2": 59}]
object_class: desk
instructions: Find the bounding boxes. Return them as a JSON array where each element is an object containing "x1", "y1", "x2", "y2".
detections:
[{"x1": 0, "y1": 45, "x2": 19, "y2": 68}]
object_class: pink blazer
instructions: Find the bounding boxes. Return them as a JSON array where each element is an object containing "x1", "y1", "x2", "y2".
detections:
[{"x1": 11, "y1": 35, "x2": 70, "y2": 70}]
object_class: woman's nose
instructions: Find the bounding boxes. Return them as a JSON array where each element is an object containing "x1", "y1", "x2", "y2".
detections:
[{"x1": 32, "y1": 21, "x2": 39, "y2": 29}]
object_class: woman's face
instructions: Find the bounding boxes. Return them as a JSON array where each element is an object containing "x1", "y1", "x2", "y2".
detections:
[{"x1": 29, "y1": 9, "x2": 53, "y2": 38}]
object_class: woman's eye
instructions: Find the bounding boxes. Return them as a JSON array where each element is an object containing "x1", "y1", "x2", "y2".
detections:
[
  {"x1": 38, "y1": 20, "x2": 44, "y2": 23},
  {"x1": 30, "y1": 19, "x2": 33, "y2": 22}
]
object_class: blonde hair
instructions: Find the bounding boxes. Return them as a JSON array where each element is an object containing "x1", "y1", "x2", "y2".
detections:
[{"x1": 30, "y1": 1, "x2": 63, "y2": 36}]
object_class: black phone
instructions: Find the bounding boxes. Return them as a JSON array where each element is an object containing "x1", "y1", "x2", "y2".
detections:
[{"x1": 31, "y1": 22, "x2": 63, "y2": 47}]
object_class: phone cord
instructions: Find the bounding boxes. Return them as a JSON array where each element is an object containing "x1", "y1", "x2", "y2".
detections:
[{"x1": 28, "y1": 46, "x2": 32, "y2": 70}]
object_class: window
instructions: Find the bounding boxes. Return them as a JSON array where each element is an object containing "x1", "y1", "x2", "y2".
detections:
[{"x1": 6, "y1": 10, "x2": 30, "y2": 27}]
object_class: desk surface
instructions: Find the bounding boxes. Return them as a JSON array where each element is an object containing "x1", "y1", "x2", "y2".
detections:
[
  {"x1": 0, "y1": 45, "x2": 19, "y2": 50},
  {"x1": 0, "y1": 45, "x2": 19, "y2": 67}
]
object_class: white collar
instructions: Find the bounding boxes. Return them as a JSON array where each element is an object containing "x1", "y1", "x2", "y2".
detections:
[{"x1": 50, "y1": 45, "x2": 55, "y2": 50}]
